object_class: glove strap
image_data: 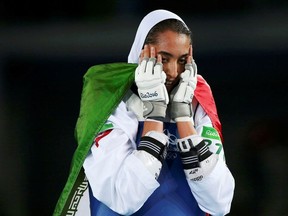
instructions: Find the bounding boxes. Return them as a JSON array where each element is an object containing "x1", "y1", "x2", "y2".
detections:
[
  {"x1": 170, "y1": 102, "x2": 192, "y2": 120},
  {"x1": 138, "y1": 133, "x2": 167, "y2": 163},
  {"x1": 180, "y1": 149, "x2": 200, "y2": 170},
  {"x1": 143, "y1": 101, "x2": 167, "y2": 121},
  {"x1": 177, "y1": 136, "x2": 212, "y2": 163},
  {"x1": 194, "y1": 140, "x2": 212, "y2": 162},
  {"x1": 178, "y1": 136, "x2": 216, "y2": 181}
]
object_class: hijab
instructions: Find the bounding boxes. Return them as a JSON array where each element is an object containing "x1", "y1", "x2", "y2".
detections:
[{"x1": 127, "y1": 9, "x2": 186, "y2": 64}]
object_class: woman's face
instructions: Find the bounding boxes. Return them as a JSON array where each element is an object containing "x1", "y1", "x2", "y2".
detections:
[{"x1": 153, "y1": 30, "x2": 191, "y2": 92}]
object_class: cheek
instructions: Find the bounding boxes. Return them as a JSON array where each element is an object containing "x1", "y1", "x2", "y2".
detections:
[{"x1": 178, "y1": 64, "x2": 185, "y2": 73}]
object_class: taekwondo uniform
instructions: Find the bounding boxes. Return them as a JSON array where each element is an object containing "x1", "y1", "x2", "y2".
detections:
[{"x1": 53, "y1": 9, "x2": 234, "y2": 216}]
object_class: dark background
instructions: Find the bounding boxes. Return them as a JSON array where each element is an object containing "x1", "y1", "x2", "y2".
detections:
[{"x1": 0, "y1": 1, "x2": 287, "y2": 215}]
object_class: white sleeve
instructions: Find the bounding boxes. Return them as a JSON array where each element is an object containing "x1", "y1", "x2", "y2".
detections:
[
  {"x1": 83, "y1": 101, "x2": 160, "y2": 215},
  {"x1": 187, "y1": 104, "x2": 235, "y2": 216}
]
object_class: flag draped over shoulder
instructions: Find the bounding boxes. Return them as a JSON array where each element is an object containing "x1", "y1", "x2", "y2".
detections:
[
  {"x1": 195, "y1": 75, "x2": 223, "y2": 142},
  {"x1": 53, "y1": 63, "x2": 137, "y2": 216},
  {"x1": 53, "y1": 63, "x2": 223, "y2": 216}
]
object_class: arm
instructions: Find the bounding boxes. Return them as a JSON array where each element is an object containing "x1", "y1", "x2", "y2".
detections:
[
  {"x1": 83, "y1": 102, "x2": 161, "y2": 215},
  {"x1": 180, "y1": 105, "x2": 235, "y2": 216},
  {"x1": 134, "y1": 45, "x2": 169, "y2": 180},
  {"x1": 169, "y1": 48, "x2": 234, "y2": 215},
  {"x1": 177, "y1": 120, "x2": 197, "y2": 138},
  {"x1": 84, "y1": 46, "x2": 170, "y2": 215}
]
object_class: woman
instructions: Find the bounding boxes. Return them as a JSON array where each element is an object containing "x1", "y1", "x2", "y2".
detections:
[
  {"x1": 83, "y1": 9, "x2": 235, "y2": 216},
  {"x1": 53, "y1": 9, "x2": 235, "y2": 216}
]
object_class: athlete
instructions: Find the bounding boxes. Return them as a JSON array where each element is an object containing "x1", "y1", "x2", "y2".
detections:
[{"x1": 81, "y1": 9, "x2": 235, "y2": 216}]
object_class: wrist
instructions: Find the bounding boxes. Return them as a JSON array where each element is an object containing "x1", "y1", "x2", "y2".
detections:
[
  {"x1": 138, "y1": 131, "x2": 168, "y2": 164},
  {"x1": 142, "y1": 119, "x2": 163, "y2": 136},
  {"x1": 170, "y1": 102, "x2": 192, "y2": 121},
  {"x1": 174, "y1": 116, "x2": 194, "y2": 123},
  {"x1": 143, "y1": 101, "x2": 167, "y2": 120},
  {"x1": 177, "y1": 121, "x2": 197, "y2": 138}
]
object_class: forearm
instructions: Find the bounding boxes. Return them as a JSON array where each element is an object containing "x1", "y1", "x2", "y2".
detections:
[
  {"x1": 177, "y1": 120, "x2": 197, "y2": 138},
  {"x1": 181, "y1": 111, "x2": 235, "y2": 215},
  {"x1": 142, "y1": 119, "x2": 163, "y2": 136},
  {"x1": 84, "y1": 128, "x2": 160, "y2": 215}
]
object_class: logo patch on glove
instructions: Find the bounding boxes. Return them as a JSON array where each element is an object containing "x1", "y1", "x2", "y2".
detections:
[{"x1": 140, "y1": 91, "x2": 159, "y2": 99}]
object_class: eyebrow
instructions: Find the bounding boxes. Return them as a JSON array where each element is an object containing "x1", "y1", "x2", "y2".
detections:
[{"x1": 157, "y1": 51, "x2": 189, "y2": 59}]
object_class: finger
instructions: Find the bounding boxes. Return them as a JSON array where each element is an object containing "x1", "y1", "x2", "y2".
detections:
[
  {"x1": 157, "y1": 54, "x2": 162, "y2": 63},
  {"x1": 189, "y1": 45, "x2": 193, "y2": 58},
  {"x1": 192, "y1": 61, "x2": 197, "y2": 77},
  {"x1": 186, "y1": 45, "x2": 193, "y2": 64},
  {"x1": 152, "y1": 54, "x2": 162, "y2": 78},
  {"x1": 143, "y1": 45, "x2": 149, "y2": 58},
  {"x1": 139, "y1": 49, "x2": 144, "y2": 64},
  {"x1": 150, "y1": 46, "x2": 155, "y2": 58},
  {"x1": 139, "y1": 45, "x2": 149, "y2": 73},
  {"x1": 146, "y1": 57, "x2": 156, "y2": 75},
  {"x1": 139, "y1": 57, "x2": 148, "y2": 76},
  {"x1": 187, "y1": 56, "x2": 192, "y2": 64},
  {"x1": 145, "y1": 46, "x2": 156, "y2": 74}
]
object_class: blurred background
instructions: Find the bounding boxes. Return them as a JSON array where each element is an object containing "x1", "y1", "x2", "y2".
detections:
[{"x1": 0, "y1": 0, "x2": 287, "y2": 215}]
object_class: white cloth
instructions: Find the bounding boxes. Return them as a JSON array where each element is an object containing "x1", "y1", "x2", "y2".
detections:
[
  {"x1": 84, "y1": 95, "x2": 235, "y2": 215},
  {"x1": 127, "y1": 9, "x2": 186, "y2": 64}
]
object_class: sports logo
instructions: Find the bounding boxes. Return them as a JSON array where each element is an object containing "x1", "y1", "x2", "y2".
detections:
[
  {"x1": 201, "y1": 126, "x2": 221, "y2": 141},
  {"x1": 140, "y1": 91, "x2": 158, "y2": 99}
]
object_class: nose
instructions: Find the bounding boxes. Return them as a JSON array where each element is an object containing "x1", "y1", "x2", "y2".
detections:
[{"x1": 165, "y1": 62, "x2": 178, "y2": 80}]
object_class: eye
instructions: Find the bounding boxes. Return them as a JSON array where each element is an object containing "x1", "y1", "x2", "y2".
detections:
[
  {"x1": 162, "y1": 57, "x2": 168, "y2": 63},
  {"x1": 178, "y1": 58, "x2": 186, "y2": 65}
]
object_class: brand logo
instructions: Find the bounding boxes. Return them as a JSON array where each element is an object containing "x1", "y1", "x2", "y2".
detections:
[
  {"x1": 201, "y1": 126, "x2": 220, "y2": 141},
  {"x1": 192, "y1": 175, "x2": 203, "y2": 181},
  {"x1": 206, "y1": 130, "x2": 218, "y2": 137},
  {"x1": 140, "y1": 91, "x2": 158, "y2": 99}
]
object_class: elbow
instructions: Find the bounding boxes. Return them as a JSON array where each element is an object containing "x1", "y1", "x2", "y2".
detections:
[
  {"x1": 200, "y1": 174, "x2": 235, "y2": 216},
  {"x1": 208, "y1": 177, "x2": 235, "y2": 216},
  {"x1": 111, "y1": 206, "x2": 139, "y2": 216},
  {"x1": 206, "y1": 201, "x2": 232, "y2": 216},
  {"x1": 200, "y1": 199, "x2": 233, "y2": 216},
  {"x1": 110, "y1": 180, "x2": 152, "y2": 215}
]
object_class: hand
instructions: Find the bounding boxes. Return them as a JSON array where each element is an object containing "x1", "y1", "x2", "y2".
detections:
[
  {"x1": 135, "y1": 45, "x2": 169, "y2": 120},
  {"x1": 177, "y1": 135, "x2": 218, "y2": 181},
  {"x1": 170, "y1": 46, "x2": 197, "y2": 122}
]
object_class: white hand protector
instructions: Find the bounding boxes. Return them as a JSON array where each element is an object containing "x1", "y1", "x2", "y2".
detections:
[
  {"x1": 170, "y1": 60, "x2": 197, "y2": 122},
  {"x1": 135, "y1": 57, "x2": 169, "y2": 120},
  {"x1": 177, "y1": 135, "x2": 218, "y2": 181},
  {"x1": 134, "y1": 131, "x2": 168, "y2": 180}
]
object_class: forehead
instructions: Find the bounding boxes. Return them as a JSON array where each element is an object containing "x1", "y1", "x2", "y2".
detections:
[{"x1": 153, "y1": 30, "x2": 191, "y2": 56}]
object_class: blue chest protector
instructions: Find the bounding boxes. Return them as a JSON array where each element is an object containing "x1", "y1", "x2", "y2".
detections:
[{"x1": 89, "y1": 122, "x2": 206, "y2": 216}]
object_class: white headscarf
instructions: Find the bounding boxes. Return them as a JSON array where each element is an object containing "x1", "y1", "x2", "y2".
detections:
[{"x1": 127, "y1": 9, "x2": 186, "y2": 64}]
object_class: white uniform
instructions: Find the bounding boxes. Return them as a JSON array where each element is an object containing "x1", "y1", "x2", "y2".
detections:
[
  {"x1": 53, "y1": 9, "x2": 235, "y2": 216},
  {"x1": 84, "y1": 89, "x2": 235, "y2": 216},
  {"x1": 79, "y1": 9, "x2": 235, "y2": 216}
]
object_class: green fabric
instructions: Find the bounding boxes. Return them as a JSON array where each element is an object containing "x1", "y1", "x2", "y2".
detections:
[{"x1": 53, "y1": 62, "x2": 137, "y2": 216}]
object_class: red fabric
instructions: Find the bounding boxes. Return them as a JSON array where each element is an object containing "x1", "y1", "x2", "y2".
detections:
[
  {"x1": 194, "y1": 75, "x2": 223, "y2": 143},
  {"x1": 94, "y1": 129, "x2": 112, "y2": 147}
]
